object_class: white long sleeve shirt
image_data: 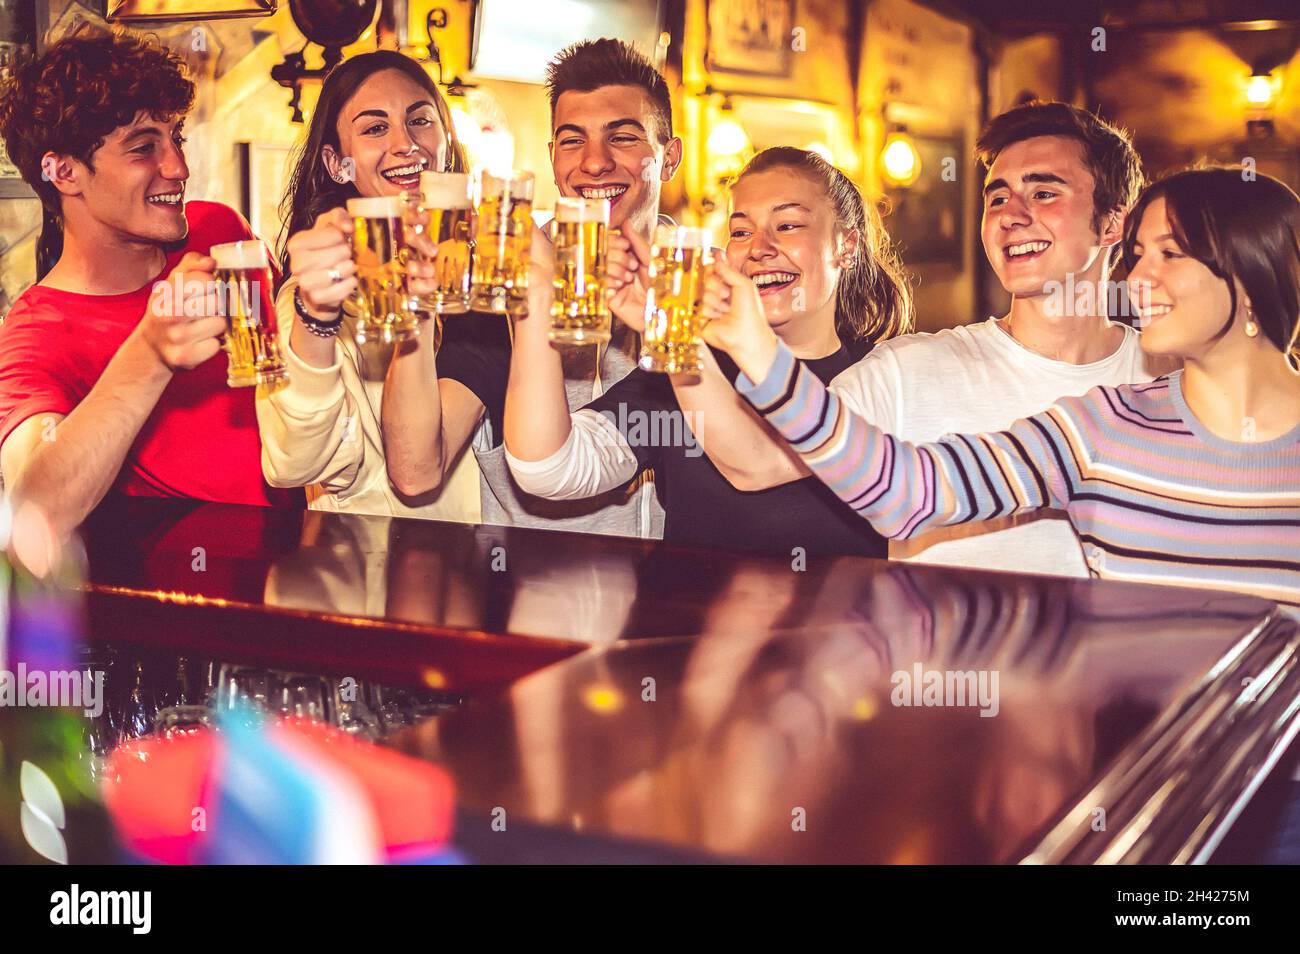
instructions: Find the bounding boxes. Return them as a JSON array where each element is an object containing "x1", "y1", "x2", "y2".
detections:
[
  {"x1": 255, "y1": 278, "x2": 482, "y2": 522},
  {"x1": 505, "y1": 409, "x2": 638, "y2": 500}
]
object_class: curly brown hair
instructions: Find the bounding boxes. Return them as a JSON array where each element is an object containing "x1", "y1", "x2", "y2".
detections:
[{"x1": 0, "y1": 27, "x2": 195, "y2": 273}]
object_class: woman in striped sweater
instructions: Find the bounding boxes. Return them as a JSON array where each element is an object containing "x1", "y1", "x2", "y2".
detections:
[{"x1": 704, "y1": 168, "x2": 1300, "y2": 609}]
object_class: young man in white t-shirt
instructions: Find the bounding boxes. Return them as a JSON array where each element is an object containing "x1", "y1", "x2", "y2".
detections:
[{"x1": 690, "y1": 101, "x2": 1175, "y2": 577}]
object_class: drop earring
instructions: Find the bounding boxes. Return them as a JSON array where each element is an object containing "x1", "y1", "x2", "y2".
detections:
[{"x1": 1245, "y1": 306, "x2": 1260, "y2": 338}]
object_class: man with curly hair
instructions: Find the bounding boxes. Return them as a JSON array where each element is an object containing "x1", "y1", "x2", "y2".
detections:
[{"x1": 0, "y1": 29, "x2": 300, "y2": 536}]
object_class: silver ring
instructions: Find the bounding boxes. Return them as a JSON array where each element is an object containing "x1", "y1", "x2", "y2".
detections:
[{"x1": 327, "y1": 267, "x2": 343, "y2": 284}]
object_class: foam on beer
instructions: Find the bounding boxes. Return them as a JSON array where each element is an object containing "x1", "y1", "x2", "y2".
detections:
[
  {"x1": 554, "y1": 197, "x2": 610, "y2": 224},
  {"x1": 653, "y1": 225, "x2": 713, "y2": 250},
  {"x1": 420, "y1": 172, "x2": 473, "y2": 209},
  {"x1": 479, "y1": 170, "x2": 534, "y2": 199},
  {"x1": 347, "y1": 195, "x2": 406, "y2": 218},
  {"x1": 210, "y1": 240, "x2": 269, "y2": 270}
]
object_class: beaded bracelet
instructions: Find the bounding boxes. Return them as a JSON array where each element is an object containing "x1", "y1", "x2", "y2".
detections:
[{"x1": 293, "y1": 288, "x2": 344, "y2": 338}]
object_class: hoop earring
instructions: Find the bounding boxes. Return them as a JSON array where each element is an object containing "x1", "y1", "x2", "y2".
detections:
[{"x1": 1245, "y1": 307, "x2": 1260, "y2": 338}]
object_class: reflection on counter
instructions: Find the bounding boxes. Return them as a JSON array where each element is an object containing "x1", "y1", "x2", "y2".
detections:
[
  {"x1": 402, "y1": 563, "x2": 1293, "y2": 864},
  {"x1": 67, "y1": 499, "x2": 1300, "y2": 864},
  {"x1": 85, "y1": 500, "x2": 647, "y2": 646}
]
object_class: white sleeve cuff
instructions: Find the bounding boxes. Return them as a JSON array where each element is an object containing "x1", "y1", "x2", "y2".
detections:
[
  {"x1": 505, "y1": 410, "x2": 639, "y2": 500},
  {"x1": 268, "y1": 285, "x2": 346, "y2": 413}
]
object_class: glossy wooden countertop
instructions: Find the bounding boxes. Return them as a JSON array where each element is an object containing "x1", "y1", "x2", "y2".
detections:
[
  {"x1": 390, "y1": 564, "x2": 1296, "y2": 863},
  {"x1": 74, "y1": 498, "x2": 1299, "y2": 863},
  {"x1": 79, "y1": 497, "x2": 964, "y2": 693},
  {"x1": 83, "y1": 497, "x2": 1074, "y2": 690}
]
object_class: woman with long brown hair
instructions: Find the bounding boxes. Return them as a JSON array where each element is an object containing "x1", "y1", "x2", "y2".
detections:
[
  {"x1": 256, "y1": 50, "x2": 480, "y2": 519},
  {"x1": 502, "y1": 146, "x2": 913, "y2": 556}
]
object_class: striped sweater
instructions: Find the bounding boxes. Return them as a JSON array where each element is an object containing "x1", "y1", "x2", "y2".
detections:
[{"x1": 739, "y1": 342, "x2": 1300, "y2": 607}]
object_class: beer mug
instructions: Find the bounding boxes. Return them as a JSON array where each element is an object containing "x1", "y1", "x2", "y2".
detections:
[
  {"x1": 347, "y1": 195, "x2": 419, "y2": 345},
  {"x1": 412, "y1": 171, "x2": 475, "y2": 315},
  {"x1": 470, "y1": 170, "x2": 534, "y2": 315},
  {"x1": 211, "y1": 240, "x2": 287, "y2": 391},
  {"x1": 641, "y1": 225, "x2": 714, "y2": 374},
  {"x1": 550, "y1": 196, "x2": 610, "y2": 344}
]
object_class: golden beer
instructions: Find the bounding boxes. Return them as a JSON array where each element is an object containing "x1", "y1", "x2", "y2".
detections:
[
  {"x1": 470, "y1": 171, "x2": 533, "y2": 315},
  {"x1": 414, "y1": 171, "x2": 475, "y2": 315},
  {"x1": 550, "y1": 196, "x2": 610, "y2": 344},
  {"x1": 211, "y1": 240, "x2": 287, "y2": 391},
  {"x1": 347, "y1": 195, "x2": 419, "y2": 345},
  {"x1": 641, "y1": 225, "x2": 714, "y2": 374}
]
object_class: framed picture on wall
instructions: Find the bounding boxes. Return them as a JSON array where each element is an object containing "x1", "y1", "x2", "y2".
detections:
[
  {"x1": 104, "y1": 0, "x2": 275, "y2": 21},
  {"x1": 0, "y1": 145, "x2": 34, "y2": 195},
  {"x1": 705, "y1": 0, "x2": 795, "y2": 77},
  {"x1": 0, "y1": 137, "x2": 23, "y2": 180},
  {"x1": 239, "y1": 141, "x2": 294, "y2": 248},
  {"x1": 882, "y1": 135, "x2": 964, "y2": 269}
]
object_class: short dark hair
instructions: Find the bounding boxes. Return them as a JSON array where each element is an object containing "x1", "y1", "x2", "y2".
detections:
[
  {"x1": 975, "y1": 101, "x2": 1143, "y2": 226},
  {"x1": 544, "y1": 38, "x2": 673, "y2": 143},
  {"x1": 1123, "y1": 167, "x2": 1300, "y2": 366},
  {"x1": 0, "y1": 28, "x2": 195, "y2": 217}
]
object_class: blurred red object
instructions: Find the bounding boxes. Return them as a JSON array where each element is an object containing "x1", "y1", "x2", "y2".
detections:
[
  {"x1": 101, "y1": 729, "x2": 218, "y2": 865},
  {"x1": 102, "y1": 718, "x2": 454, "y2": 864}
]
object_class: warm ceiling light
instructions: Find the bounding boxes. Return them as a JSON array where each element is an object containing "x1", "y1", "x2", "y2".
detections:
[
  {"x1": 448, "y1": 100, "x2": 481, "y2": 144},
  {"x1": 806, "y1": 141, "x2": 834, "y2": 164},
  {"x1": 1246, "y1": 71, "x2": 1278, "y2": 108},
  {"x1": 881, "y1": 131, "x2": 921, "y2": 187},
  {"x1": 708, "y1": 115, "x2": 750, "y2": 158}
]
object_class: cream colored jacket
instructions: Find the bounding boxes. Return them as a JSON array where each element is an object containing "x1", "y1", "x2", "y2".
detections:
[{"x1": 255, "y1": 277, "x2": 482, "y2": 522}]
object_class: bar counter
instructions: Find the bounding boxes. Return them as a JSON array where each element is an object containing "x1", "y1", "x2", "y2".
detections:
[{"x1": 64, "y1": 499, "x2": 1300, "y2": 863}]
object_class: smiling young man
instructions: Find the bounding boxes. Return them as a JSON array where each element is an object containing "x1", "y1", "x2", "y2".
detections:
[
  {"x1": 0, "y1": 31, "x2": 299, "y2": 537},
  {"x1": 546, "y1": 59, "x2": 681, "y2": 234},
  {"x1": 382, "y1": 38, "x2": 680, "y2": 536},
  {"x1": 829, "y1": 101, "x2": 1176, "y2": 576}
]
